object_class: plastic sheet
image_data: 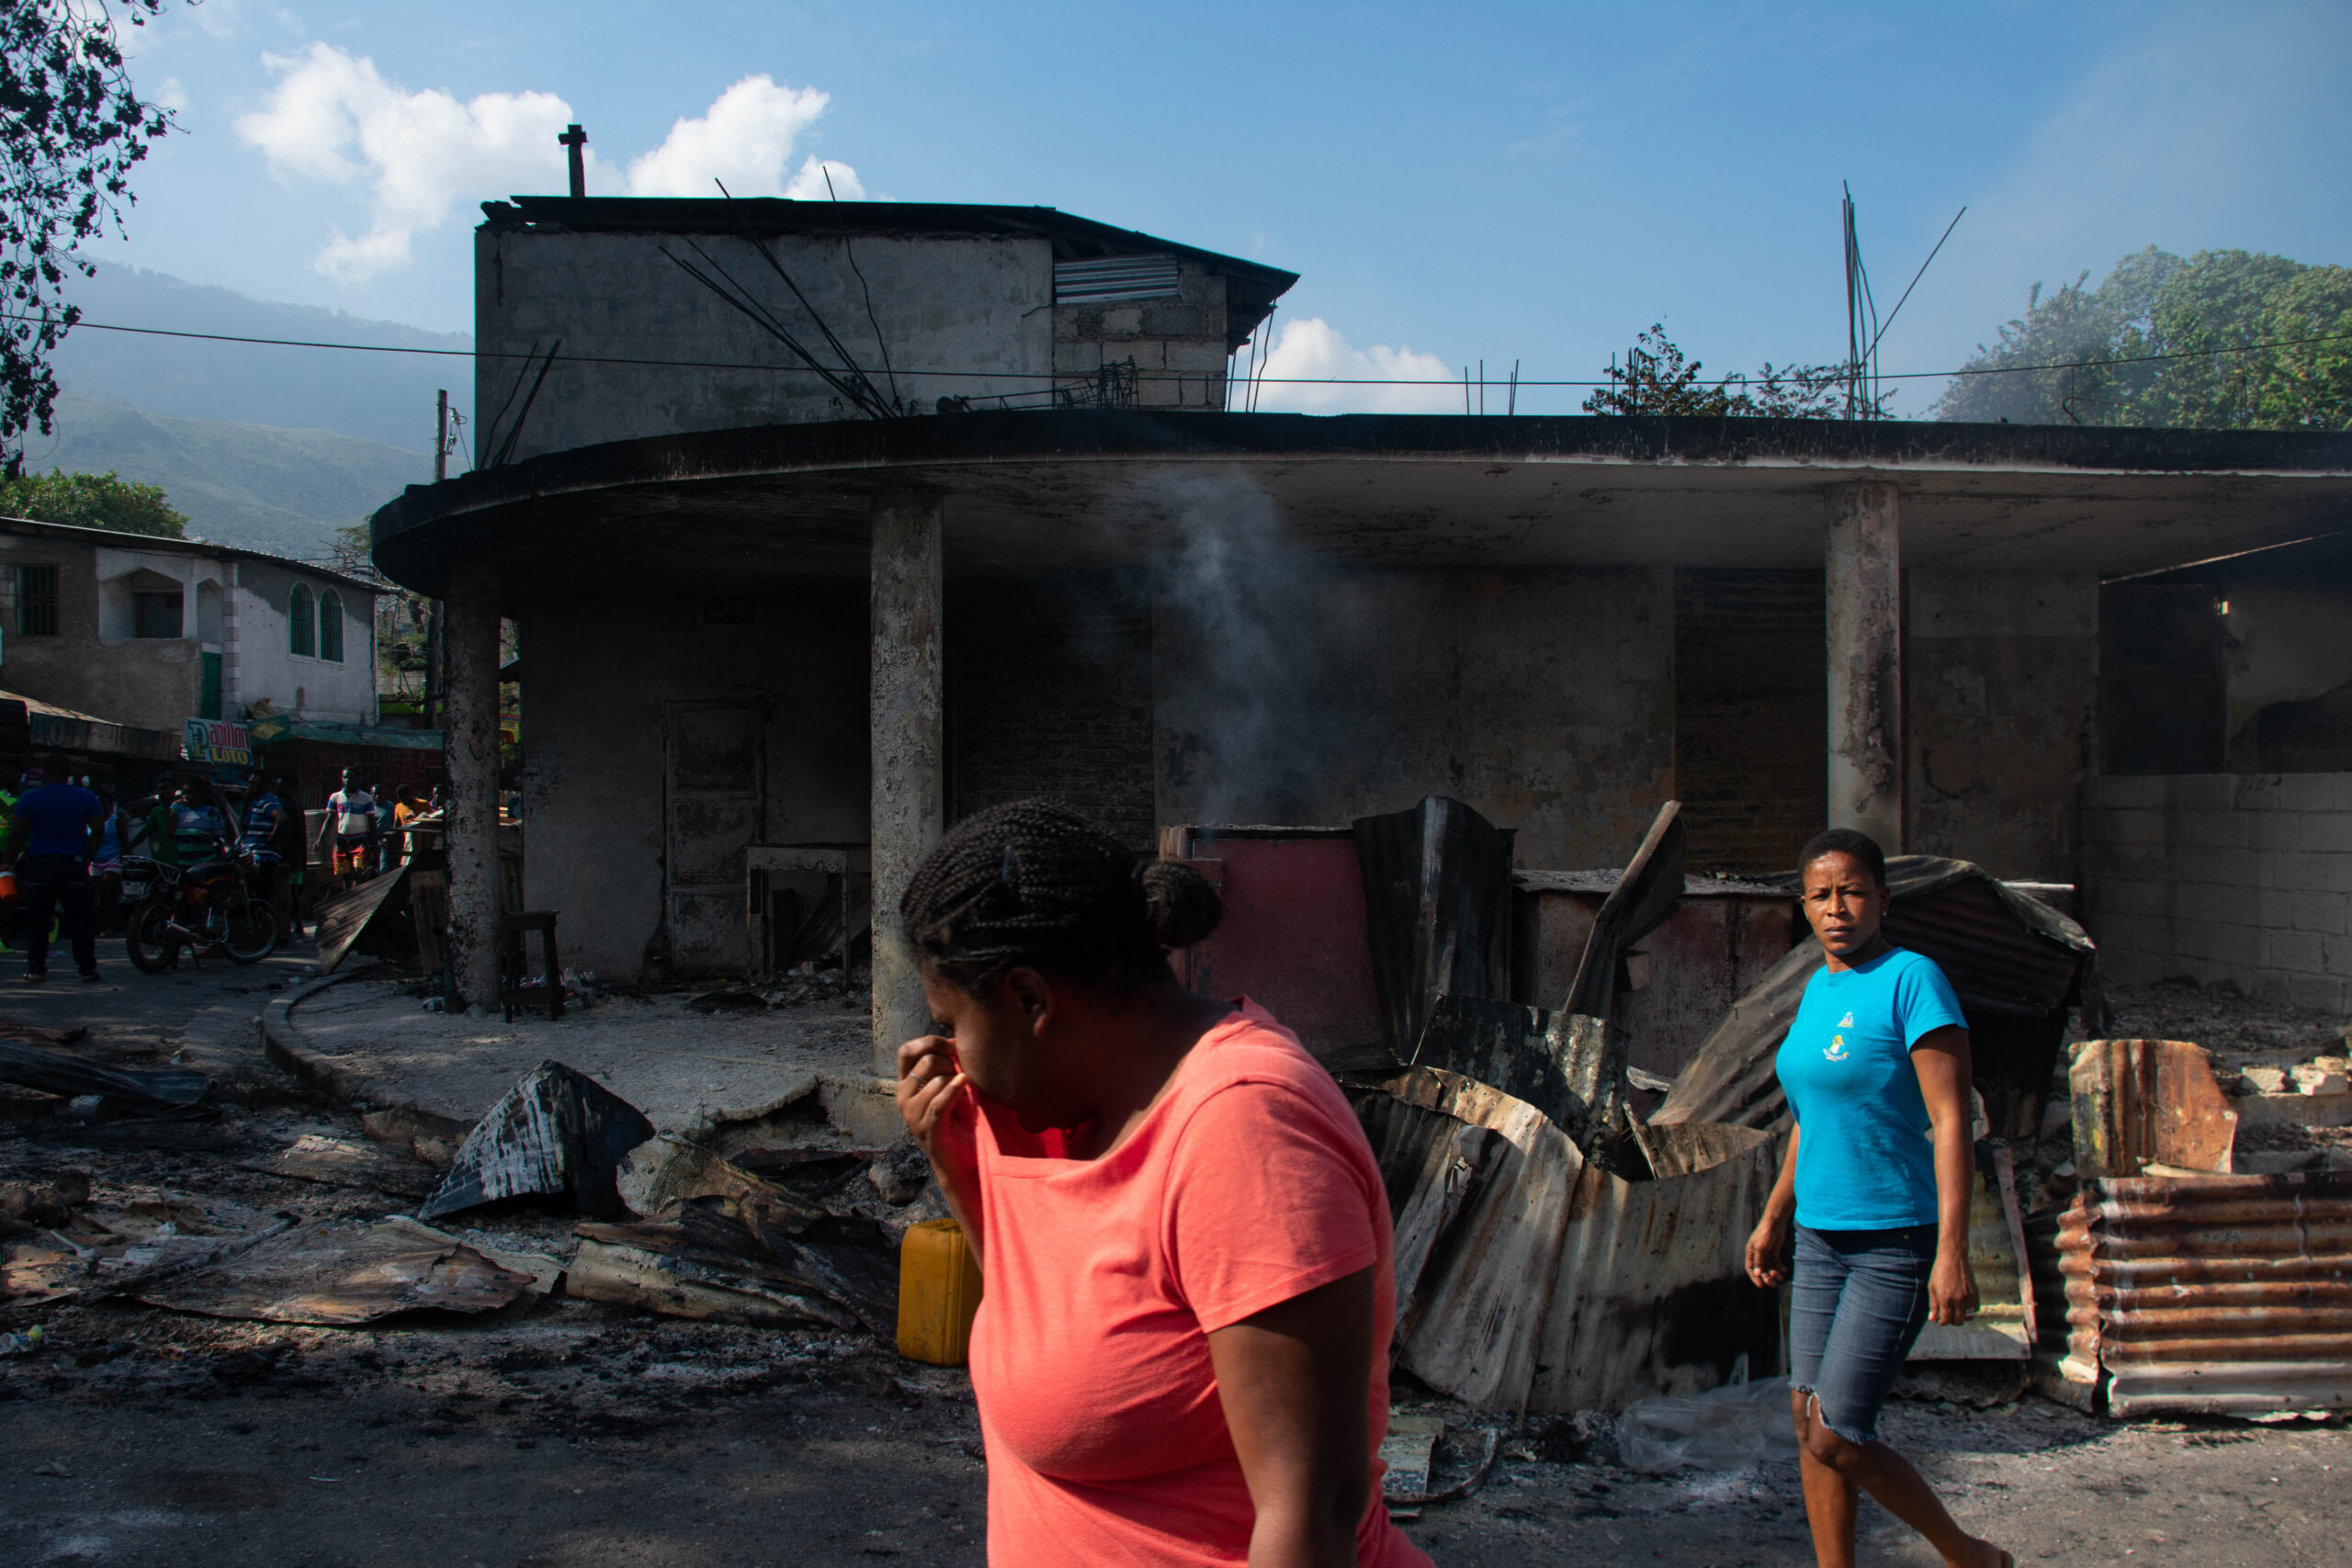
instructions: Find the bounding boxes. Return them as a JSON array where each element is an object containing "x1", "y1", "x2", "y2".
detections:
[{"x1": 1615, "y1": 1372, "x2": 1795, "y2": 1474}]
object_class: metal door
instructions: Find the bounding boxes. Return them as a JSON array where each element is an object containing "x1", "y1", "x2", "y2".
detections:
[{"x1": 663, "y1": 701, "x2": 763, "y2": 975}]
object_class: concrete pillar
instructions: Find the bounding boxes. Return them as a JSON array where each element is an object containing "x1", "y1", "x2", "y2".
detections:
[
  {"x1": 870, "y1": 487, "x2": 944, "y2": 1074},
  {"x1": 445, "y1": 561, "x2": 504, "y2": 1010},
  {"x1": 1826, "y1": 482, "x2": 1904, "y2": 852}
]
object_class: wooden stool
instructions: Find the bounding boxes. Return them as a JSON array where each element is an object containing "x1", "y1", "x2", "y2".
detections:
[{"x1": 501, "y1": 910, "x2": 565, "y2": 1021}]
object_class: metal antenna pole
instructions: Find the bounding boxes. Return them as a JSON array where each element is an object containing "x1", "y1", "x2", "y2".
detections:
[{"x1": 1843, "y1": 184, "x2": 1860, "y2": 422}]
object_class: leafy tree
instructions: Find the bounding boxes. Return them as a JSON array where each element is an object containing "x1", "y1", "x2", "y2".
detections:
[
  {"x1": 1583, "y1": 324, "x2": 1890, "y2": 418},
  {"x1": 0, "y1": 466, "x2": 184, "y2": 535},
  {"x1": 1933, "y1": 248, "x2": 2352, "y2": 430},
  {"x1": 1, "y1": 1, "x2": 177, "y2": 471}
]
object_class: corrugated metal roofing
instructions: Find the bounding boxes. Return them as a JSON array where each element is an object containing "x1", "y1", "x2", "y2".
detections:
[
  {"x1": 1053, "y1": 255, "x2": 1182, "y2": 304},
  {"x1": 2041, "y1": 1171, "x2": 2352, "y2": 1416},
  {"x1": 1357, "y1": 1066, "x2": 1783, "y2": 1413}
]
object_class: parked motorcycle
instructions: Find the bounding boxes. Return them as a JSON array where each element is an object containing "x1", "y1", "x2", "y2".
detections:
[{"x1": 121, "y1": 846, "x2": 280, "y2": 971}]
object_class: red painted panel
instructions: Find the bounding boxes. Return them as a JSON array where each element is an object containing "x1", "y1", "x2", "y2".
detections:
[{"x1": 1176, "y1": 833, "x2": 1386, "y2": 1068}]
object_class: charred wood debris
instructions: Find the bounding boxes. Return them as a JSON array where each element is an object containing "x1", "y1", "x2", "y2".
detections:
[{"x1": 1, "y1": 799, "x2": 2347, "y2": 1495}]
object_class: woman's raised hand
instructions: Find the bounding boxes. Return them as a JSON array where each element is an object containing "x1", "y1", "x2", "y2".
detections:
[{"x1": 896, "y1": 1034, "x2": 976, "y2": 1178}]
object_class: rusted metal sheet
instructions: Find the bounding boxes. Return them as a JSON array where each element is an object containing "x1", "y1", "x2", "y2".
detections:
[
  {"x1": 1560, "y1": 800, "x2": 1685, "y2": 1021},
  {"x1": 1512, "y1": 873, "x2": 1795, "y2": 1089},
  {"x1": 2069, "y1": 1038, "x2": 2237, "y2": 1179},
  {"x1": 2045, "y1": 1171, "x2": 2352, "y2": 1416},
  {"x1": 1357, "y1": 1067, "x2": 1783, "y2": 1413},
  {"x1": 1161, "y1": 826, "x2": 1389, "y2": 1069}
]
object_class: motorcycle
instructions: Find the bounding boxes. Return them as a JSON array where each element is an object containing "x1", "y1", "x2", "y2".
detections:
[{"x1": 122, "y1": 844, "x2": 281, "y2": 972}]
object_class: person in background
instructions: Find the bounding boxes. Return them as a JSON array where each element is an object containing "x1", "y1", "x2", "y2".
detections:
[
  {"x1": 1746, "y1": 829, "x2": 2010, "y2": 1568},
  {"x1": 171, "y1": 783, "x2": 230, "y2": 866},
  {"x1": 7, "y1": 753, "x2": 106, "y2": 983},
  {"x1": 271, "y1": 776, "x2": 309, "y2": 940},
  {"x1": 371, "y1": 785, "x2": 398, "y2": 874},
  {"x1": 130, "y1": 783, "x2": 179, "y2": 870},
  {"x1": 391, "y1": 784, "x2": 424, "y2": 865},
  {"x1": 894, "y1": 800, "x2": 1431, "y2": 1568},
  {"x1": 320, "y1": 770, "x2": 377, "y2": 889},
  {"x1": 239, "y1": 773, "x2": 288, "y2": 911},
  {"x1": 88, "y1": 784, "x2": 125, "y2": 932}
]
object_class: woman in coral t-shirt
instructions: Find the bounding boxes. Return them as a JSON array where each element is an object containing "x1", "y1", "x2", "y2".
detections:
[{"x1": 894, "y1": 800, "x2": 1431, "y2": 1568}]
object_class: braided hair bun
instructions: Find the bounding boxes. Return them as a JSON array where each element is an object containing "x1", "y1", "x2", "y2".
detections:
[{"x1": 900, "y1": 799, "x2": 1223, "y2": 992}]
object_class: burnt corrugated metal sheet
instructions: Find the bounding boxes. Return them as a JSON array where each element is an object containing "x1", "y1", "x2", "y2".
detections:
[
  {"x1": 1527, "y1": 1120, "x2": 1783, "y2": 1411},
  {"x1": 2045, "y1": 1171, "x2": 2352, "y2": 1416},
  {"x1": 1356, "y1": 1067, "x2": 1782, "y2": 1413},
  {"x1": 1354, "y1": 796, "x2": 1515, "y2": 1061}
]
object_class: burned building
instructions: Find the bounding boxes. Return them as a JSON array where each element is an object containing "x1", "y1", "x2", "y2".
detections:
[{"x1": 369, "y1": 192, "x2": 2352, "y2": 1056}]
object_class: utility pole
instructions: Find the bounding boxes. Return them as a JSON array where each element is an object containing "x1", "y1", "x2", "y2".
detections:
[{"x1": 424, "y1": 388, "x2": 448, "y2": 730}]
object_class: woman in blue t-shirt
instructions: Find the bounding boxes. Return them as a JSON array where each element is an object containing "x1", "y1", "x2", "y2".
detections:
[{"x1": 1745, "y1": 829, "x2": 2010, "y2": 1568}]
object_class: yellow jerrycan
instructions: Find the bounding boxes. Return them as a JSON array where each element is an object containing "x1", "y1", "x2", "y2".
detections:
[{"x1": 898, "y1": 1218, "x2": 983, "y2": 1366}]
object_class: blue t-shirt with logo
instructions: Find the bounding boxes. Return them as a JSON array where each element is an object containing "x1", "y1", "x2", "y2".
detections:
[
  {"x1": 12, "y1": 784, "x2": 103, "y2": 859},
  {"x1": 1775, "y1": 945, "x2": 1969, "y2": 1231}
]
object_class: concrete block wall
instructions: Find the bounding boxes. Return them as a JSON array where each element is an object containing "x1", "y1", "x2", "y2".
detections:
[{"x1": 2081, "y1": 773, "x2": 2352, "y2": 1011}]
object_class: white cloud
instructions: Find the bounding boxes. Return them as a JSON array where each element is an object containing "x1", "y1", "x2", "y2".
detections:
[
  {"x1": 1246, "y1": 317, "x2": 1459, "y2": 414},
  {"x1": 153, "y1": 76, "x2": 187, "y2": 113},
  {"x1": 625, "y1": 75, "x2": 836, "y2": 198},
  {"x1": 235, "y1": 43, "x2": 577, "y2": 282},
  {"x1": 783, "y1": 155, "x2": 865, "y2": 201}
]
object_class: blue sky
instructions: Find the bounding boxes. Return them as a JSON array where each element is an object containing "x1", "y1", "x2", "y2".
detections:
[{"x1": 93, "y1": 0, "x2": 2352, "y2": 416}]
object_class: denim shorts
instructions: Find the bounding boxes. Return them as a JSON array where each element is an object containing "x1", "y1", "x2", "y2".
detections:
[{"x1": 1787, "y1": 1223, "x2": 1935, "y2": 1447}]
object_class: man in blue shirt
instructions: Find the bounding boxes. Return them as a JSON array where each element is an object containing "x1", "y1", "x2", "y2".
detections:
[{"x1": 7, "y1": 753, "x2": 107, "y2": 982}]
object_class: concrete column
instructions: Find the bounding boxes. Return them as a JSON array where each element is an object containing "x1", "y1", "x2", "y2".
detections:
[
  {"x1": 870, "y1": 487, "x2": 944, "y2": 1075},
  {"x1": 444, "y1": 561, "x2": 504, "y2": 1010},
  {"x1": 1826, "y1": 482, "x2": 1904, "y2": 852}
]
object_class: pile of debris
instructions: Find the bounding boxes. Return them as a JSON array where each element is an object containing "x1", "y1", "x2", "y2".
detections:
[
  {"x1": 2, "y1": 1045, "x2": 926, "y2": 1346},
  {"x1": 1204, "y1": 795, "x2": 2106, "y2": 1416}
]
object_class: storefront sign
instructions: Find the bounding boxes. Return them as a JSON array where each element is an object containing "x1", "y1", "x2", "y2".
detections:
[{"x1": 184, "y1": 717, "x2": 254, "y2": 769}]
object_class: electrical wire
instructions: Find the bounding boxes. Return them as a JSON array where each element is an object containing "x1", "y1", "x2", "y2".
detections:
[{"x1": 14, "y1": 313, "x2": 2352, "y2": 391}]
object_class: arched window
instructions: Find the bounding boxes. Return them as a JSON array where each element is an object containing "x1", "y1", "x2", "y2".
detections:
[
  {"x1": 289, "y1": 583, "x2": 315, "y2": 657},
  {"x1": 319, "y1": 589, "x2": 345, "y2": 661}
]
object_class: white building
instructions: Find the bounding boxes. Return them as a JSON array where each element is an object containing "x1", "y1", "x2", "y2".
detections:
[{"x1": 0, "y1": 516, "x2": 379, "y2": 734}]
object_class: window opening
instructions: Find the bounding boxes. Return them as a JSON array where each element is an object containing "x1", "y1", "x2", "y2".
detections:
[
  {"x1": 133, "y1": 591, "x2": 184, "y2": 638},
  {"x1": 17, "y1": 564, "x2": 57, "y2": 637},
  {"x1": 289, "y1": 583, "x2": 316, "y2": 657},
  {"x1": 319, "y1": 589, "x2": 345, "y2": 661}
]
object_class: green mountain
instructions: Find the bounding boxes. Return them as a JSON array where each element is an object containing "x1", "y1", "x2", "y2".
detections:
[
  {"x1": 23, "y1": 392, "x2": 429, "y2": 559},
  {"x1": 54, "y1": 263, "x2": 472, "y2": 452}
]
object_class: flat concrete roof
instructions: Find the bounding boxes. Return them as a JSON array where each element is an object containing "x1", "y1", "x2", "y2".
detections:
[{"x1": 369, "y1": 411, "x2": 2352, "y2": 601}]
